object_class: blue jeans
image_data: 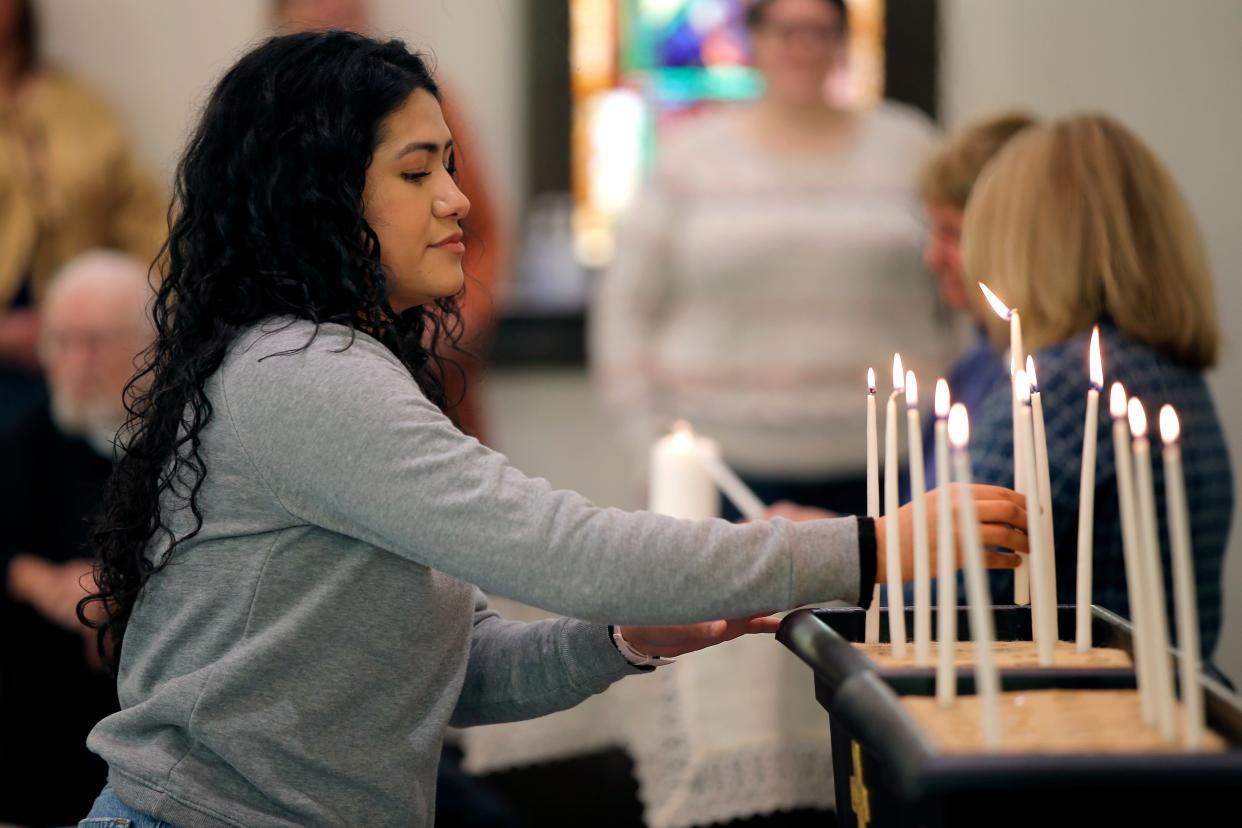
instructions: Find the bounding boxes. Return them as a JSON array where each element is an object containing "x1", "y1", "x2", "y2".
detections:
[{"x1": 80, "y1": 785, "x2": 174, "y2": 828}]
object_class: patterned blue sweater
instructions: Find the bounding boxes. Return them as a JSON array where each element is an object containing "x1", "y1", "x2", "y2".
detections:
[{"x1": 969, "y1": 322, "x2": 1233, "y2": 659}]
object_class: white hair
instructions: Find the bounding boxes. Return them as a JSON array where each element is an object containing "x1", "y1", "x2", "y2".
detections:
[{"x1": 44, "y1": 248, "x2": 154, "y2": 332}]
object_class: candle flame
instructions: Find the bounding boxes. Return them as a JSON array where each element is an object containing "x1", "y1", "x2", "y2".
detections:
[
  {"x1": 1014, "y1": 369, "x2": 1031, "y2": 404},
  {"x1": 1127, "y1": 397, "x2": 1148, "y2": 438},
  {"x1": 948, "y1": 403, "x2": 970, "y2": 447},
  {"x1": 671, "y1": 420, "x2": 695, "y2": 448},
  {"x1": 1089, "y1": 326, "x2": 1103, "y2": 390},
  {"x1": 867, "y1": 367, "x2": 876, "y2": 394},
  {"x1": 935, "y1": 378, "x2": 950, "y2": 418},
  {"x1": 905, "y1": 371, "x2": 919, "y2": 408},
  {"x1": 1110, "y1": 382, "x2": 1127, "y2": 419},
  {"x1": 1026, "y1": 355, "x2": 1039, "y2": 392},
  {"x1": 892, "y1": 353, "x2": 904, "y2": 391},
  {"x1": 1159, "y1": 405, "x2": 1180, "y2": 444},
  {"x1": 978, "y1": 282, "x2": 1012, "y2": 321}
]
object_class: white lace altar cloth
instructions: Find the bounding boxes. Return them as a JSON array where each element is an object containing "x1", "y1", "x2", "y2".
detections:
[{"x1": 460, "y1": 596, "x2": 837, "y2": 828}]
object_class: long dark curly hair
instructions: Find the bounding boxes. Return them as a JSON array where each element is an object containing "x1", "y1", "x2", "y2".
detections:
[{"x1": 79, "y1": 31, "x2": 464, "y2": 669}]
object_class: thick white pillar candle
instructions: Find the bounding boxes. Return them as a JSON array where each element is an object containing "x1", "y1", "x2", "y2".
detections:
[
  {"x1": 886, "y1": 355, "x2": 908, "y2": 658},
  {"x1": 934, "y1": 380, "x2": 956, "y2": 706},
  {"x1": 1027, "y1": 356, "x2": 1059, "y2": 640},
  {"x1": 981, "y1": 282, "x2": 1029, "y2": 607},
  {"x1": 865, "y1": 369, "x2": 881, "y2": 643},
  {"x1": 949, "y1": 404, "x2": 1001, "y2": 749},
  {"x1": 1015, "y1": 371, "x2": 1056, "y2": 664},
  {"x1": 1076, "y1": 328, "x2": 1103, "y2": 651},
  {"x1": 1129, "y1": 399, "x2": 1177, "y2": 741},
  {"x1": 906, "y1": 372, "x2": 932, "y2": 666},
  {"x1": 650, "y1": 422, "x2": 718, "y2": 519},
  {"x1": 1111, "y1": 383, "x2": 1155, "y2": 725},
  {"x1": 1159, "y1": 405, "x2": 1204, "y2": 750}
]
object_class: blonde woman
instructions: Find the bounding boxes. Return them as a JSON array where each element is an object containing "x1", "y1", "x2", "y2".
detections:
[{"x1": 962, "y1": 114, "x2": 1231, "y2": 659}]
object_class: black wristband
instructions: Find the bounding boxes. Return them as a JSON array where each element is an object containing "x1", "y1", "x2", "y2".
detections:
[{"x1": 856, "y1": 516, "x2": 877, "y2": 610}]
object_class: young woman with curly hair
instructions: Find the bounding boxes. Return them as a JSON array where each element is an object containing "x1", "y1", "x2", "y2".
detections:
[{"x1": 77, "y1": 31, "x2": 1024, "y2": 827}]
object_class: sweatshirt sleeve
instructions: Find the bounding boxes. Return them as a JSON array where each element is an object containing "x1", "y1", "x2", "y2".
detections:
[
  {"x1": 450, "y1": 588, "x2": 642, "y2": 727},
  {"x1": 219, "y1": 324, "x2": 866, "y2": 626}
]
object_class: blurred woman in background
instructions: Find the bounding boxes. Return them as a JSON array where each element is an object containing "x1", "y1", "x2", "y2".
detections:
[{"x1": 593, "y1": 0, "x2": 956, "y2": 519}]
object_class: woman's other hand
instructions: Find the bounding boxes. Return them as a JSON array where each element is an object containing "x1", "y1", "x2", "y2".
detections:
[{"x1": 616, "y1": 613, "x2": 781, "y2": 659}]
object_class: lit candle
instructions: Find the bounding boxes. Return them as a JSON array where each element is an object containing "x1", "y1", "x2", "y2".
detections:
[
  {"x1": 649, "y1": 421, "x2": 718, "y2": 519},
  {"x1": 1076, "y1": 327, "x2": 1103, "y2": 651},
  {"x1": 865, "y1": 368, "x2": 881, "y2": 644},
  {"x1": 696, "y1": 446, "x2": 766, "y2": 520},
  {"x1": 980, "y1": 282, "x2": 1029, "y2": 606},
  {"x1": 1027, "y1": 355, "x2": 1059, "y2": 641},
  {"x1": 1129, "y1": 398, "x2": 1177, "y2": 741},
  {"x1": 934, "y1": 379, "x2": 956, "y2": 706},
  {"x1": 1159, "y1": 405, "x2": 1204, "y2": 750},
  {"x1": 948, "y1": 404, "x2": 1001, "y2": 749},
  {"x1": 1111, "y1": 383, "x2": 1155, "y2": 725},
  {"x1": 886, "y1": 354, "x2": 908, "y2": 658},
  {"x1": 1015, "y1": 371, "x2": 1056, "y2": 664},
  {"x1": 906, "y1": 371, "x2": 932, "y2": 666}
]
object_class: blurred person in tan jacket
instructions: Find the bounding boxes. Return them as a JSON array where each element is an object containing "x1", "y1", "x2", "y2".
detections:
[{"x1": 0, "y1": 0, "x2": 165, "y2": 428}]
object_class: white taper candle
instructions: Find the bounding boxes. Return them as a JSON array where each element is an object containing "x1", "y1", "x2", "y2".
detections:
[
  {"x1": 934, "y1": 380, "x2": 956, "y2": 706},
  {"x1": 907, "y1": 372, "x2": 932, "y2": 666},
  {"x1": 1016, "y1": 371, "x2": 1056, "y2": 665},
  {"x1": 1027, "y1": 357, "x2": 1059, "y2": 641},
  {"x1": 865, "y1": 369, "x2": 881, "y2": 644},
  {"x1": 981, "y1": 283, "x2": 1030, "y2": 607},
  {"x1": 1159, "y1": 405, "x2": 1204, "y2": 750},
  {"x1": 1076, "y1": 327, "x2": 1103, "y2": 651},
  {"x1": 949, "y1": 404, "x2": 1002, "y2": 749},
  {"x1": 886, "y1": 355, "x2": 908, "y2": 657},
  {"x1": 1111, "y1": 383, "x2": 1155, "y2": 724},
  {"x1": 696, "y1": 448, "x2": 765, "y2": 521},
  {"x1": 1129, "y1": 398, "x2": 1177, "y2": 742}
]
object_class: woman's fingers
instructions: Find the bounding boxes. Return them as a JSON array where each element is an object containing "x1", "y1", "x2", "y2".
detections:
[
  {"x1": 973, "y1": 498, "x2": 1028, "y2": 531},
  {"x1": 966, "y1": 484, "x2": 1025, "y2": 502},
  {"x1": 978, "y1": 521, "x2": 1030, "y2": 553},
  {"x1": 983, "y1": 550, "x2": 1022, "y2": 569}
]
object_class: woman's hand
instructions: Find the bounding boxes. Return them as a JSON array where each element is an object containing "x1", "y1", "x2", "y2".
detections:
[
  {"x1": 874, "y1": 484, "x2": 1027, "y2": 584},
  {"x1": 765, "y1": 484, "x2": 1028, "y2": 584},
  {"x1": 616, "y1": 613, "x2": 782, "y2": 659}
]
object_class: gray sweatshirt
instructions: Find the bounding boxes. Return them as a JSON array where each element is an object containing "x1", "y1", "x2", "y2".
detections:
[{"x1": 88, "y1": 319, "x2": 868, "y2": 827}]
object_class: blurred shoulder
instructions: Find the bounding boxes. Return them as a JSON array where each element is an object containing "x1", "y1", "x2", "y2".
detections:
[
  {"x1": 862, "y1": 101, "x2": 940, "y2": 154},
  {"x1": 35, "y1": 69, "x2": 125, "y2": 131},
  {"x1": 654, "y1": 107, "x2": 747, "y2": 171}
]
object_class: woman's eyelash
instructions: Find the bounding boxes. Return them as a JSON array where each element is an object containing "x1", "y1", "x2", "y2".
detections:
[{"x1": 401, "y1": 159, "x2": 456, "y2": 183}]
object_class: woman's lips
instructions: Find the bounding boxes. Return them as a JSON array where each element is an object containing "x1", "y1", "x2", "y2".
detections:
[{"x1": 430, "y1": 234, "x2": 465, "y2": 254}]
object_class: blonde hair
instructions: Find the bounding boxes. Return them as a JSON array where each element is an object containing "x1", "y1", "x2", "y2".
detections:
[
  {"x1": 962, "y1": 114, "x2": 1219, "y2": 368},
  {"x1": 920, "y1": 111, "x2": 1038, "y2": 209}
]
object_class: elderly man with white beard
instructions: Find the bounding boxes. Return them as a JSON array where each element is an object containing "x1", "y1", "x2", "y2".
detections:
[{"x1": 0, "y1": 249, "x2": 153, "y2": 828}]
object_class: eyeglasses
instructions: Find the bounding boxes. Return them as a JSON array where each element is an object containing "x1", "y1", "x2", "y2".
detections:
[{"x1": 756, "y1": 20, "x2": 844, "y2": 47}]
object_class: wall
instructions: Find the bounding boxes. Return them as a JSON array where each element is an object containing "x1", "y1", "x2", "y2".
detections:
[
  {"x1": 36, "y1": 0, "x2": 525, "y2": 227},
  {"x1": 942, "y1": 0, "x2": 1242, "y2": 681}
]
